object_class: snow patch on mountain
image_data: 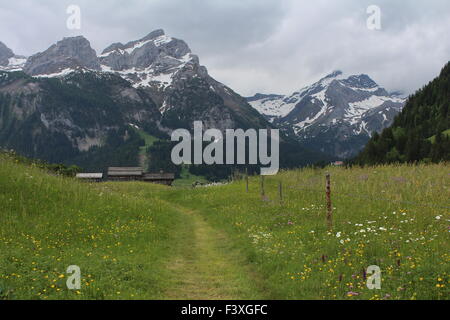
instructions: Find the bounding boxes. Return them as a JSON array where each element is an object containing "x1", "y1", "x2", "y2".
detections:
[
  {"x1": 0, "y1": 56, "x2": 27, "y2": 72},
  {"x1": 100, "y1": 52, "x2": 196, "y2": 89},
  {"x1": 349, "y1": 95, "x2": 404, "y2": 110},
  {"x1": 34, "y1": 68, "x2": 76, "y2": 78},
  {"x1": 248, "y1": 97, "x2": 297, "y2": 120},
  {"x1": 153, "y1": 34, "x2": 173, "y2": 47},
  {"x1": 8, "y1": 57, "x2": 27, "y2": 68},
  {"x1": 99, "y1": 34, "x2": 174, "y2": 58}
]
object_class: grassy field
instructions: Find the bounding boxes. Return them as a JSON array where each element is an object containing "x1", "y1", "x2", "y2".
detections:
[
  {"x1": 0, "y1": 153, "x2": 448, "y2": 300},
  {"x1": 164, "y1": 164, "x2": 449, "y2": 300},
  {"x1": 0, "y1": 153, "x2": 184, "y2": 299}
]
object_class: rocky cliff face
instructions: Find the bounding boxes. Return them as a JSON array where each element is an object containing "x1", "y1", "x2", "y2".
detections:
[
  {"x1": 248, "y1": 71, "x2": 405, "y2": 159},
  {"x1": 0, "y1": 70, "x2": 161, "y2": 165},
  {"x1": 0, "y1": 42, "x2": 14, "y2": 66},
  {"x1": 23, "y1": 36, "x2": 100, "y2": 76}
]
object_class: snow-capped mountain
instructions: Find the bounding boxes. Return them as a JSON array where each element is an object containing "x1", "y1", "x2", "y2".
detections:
[
  {"x1": 5, "y1": 30, "x2": 269, "y2": 133},
  {"x1": 248, "y1": 71, "x2": 406, "y2": 159},
  {"x1": 2, "y1": 30, "x2": 329, "y2": 170},
  {"x1": 98, "y1": 29, "x2": 196, "y2": 91}
]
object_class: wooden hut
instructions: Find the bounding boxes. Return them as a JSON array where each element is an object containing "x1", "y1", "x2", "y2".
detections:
[
  {"x1": 107, "y1": 167, "x2": 143, "y2": 181},
  {"x1": 143, "y1": 172, "x2": 175, "y2": 186},
  {"x1": 76, "y1": 173, "x2": 103, "y2": 182}
]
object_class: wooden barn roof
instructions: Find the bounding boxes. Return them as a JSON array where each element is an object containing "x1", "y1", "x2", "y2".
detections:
[
  {"x1": 76, "y1": 173, "x2": 103, "y2": 179},
  {"x1": 107, "y1": 167, "x2": 143, "y2": 176},
  {"x1": 143, "y1": 173, "x2": 175, "y2": 181}
]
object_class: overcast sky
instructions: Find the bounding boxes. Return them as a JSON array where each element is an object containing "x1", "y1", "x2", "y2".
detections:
[{"x1": 1, "y1": 0, "x2": 449, "y2": 96}]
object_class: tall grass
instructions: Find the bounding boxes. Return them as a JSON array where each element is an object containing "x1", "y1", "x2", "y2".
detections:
[
  {"x1": 0, "y1": 153, "x2": 182, "y2": 300},
  {"x1": 164, "y1": 164, "x2": 449, "y2": 300}
]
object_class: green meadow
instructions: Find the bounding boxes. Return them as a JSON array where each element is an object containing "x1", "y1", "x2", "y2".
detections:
[{"x1": 0, "y1": 153, "x2": 448, "y2": 300}]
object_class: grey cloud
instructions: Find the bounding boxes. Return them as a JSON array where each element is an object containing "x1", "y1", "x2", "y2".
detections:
[{"x1": 0, "y1": 0, "x2": 449, "y2": 96}]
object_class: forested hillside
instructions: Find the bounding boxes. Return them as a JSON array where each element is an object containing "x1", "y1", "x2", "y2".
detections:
[{"x1": 356, "y1": 62, "x2": 450, "y2": 165}]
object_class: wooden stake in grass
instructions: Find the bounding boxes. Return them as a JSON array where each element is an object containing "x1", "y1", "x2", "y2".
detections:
[
  {"x1": 326, "y1": 173, "x2": 333, "y2": 229},
  {"x1": 261, "y1": 175, "x2": 265, "y2": 197},
  {"x1": 246, "y1": 168, "x2": 249, "y2": 193},
  {"x1": 279, "y1": 181, "x2": 283, "y2": 203}
]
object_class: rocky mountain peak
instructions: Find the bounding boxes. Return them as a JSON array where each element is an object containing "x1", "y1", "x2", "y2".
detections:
[
  {"x1": 99, "y1": 30, "x2": 198, "y2": 91},
  {"x1": 0, "y1": 41, "x2": 14, "y2": 66},
  {"x1": 317, "y1": 70, "x2": 345, "y2": 84},
  {"x1": 141, "y1": 29, "x2": 166, "y2": 41},
  {"x1": 101, "y1": 29, "x2": 168, "y2": 56},
  {"x1": 100, "y1": 29, "x2": 192, "y2": 66},
  {"x1": 23, "y1": 36, "x2": 100, "y2": 76},
  {"x1": 341, "y1": 74, "x2": 378, "y2": 89},
  {"x1": 323, "y1": 70, "x2": 343, "y2": 79}
]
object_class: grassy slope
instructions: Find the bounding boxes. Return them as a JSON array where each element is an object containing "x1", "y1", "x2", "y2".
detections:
[
  {"x1": 0, "y1": 153, "x2": 183, "y2": 299},
  {"x1": 133, "y1": 128, "x2": 159, "y2": 168},
  {"x1": 162, "y1": 164, "x2": 449, "y2": 300},
  {"x1": 428, "y1": 129, "x2": 450, "y2": 144}
]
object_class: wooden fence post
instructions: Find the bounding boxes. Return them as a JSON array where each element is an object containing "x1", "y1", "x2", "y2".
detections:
[
  {"x1": 246, "y1": 169, "x2": 249, "y2": 193},
  {"x1": 279, "y1": 181, "x2": 283, "y2": 203},
  {"x1": 326, "y1": 173, "x2": 333, "y2": 229},
  {"x1": 261, "y1": 175, "x2": 265, "y2": 197},
  {"x1": 246, "y1": 174, "x2": 249, "y2": 193}
]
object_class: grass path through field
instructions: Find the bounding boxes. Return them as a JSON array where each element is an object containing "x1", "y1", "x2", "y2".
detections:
[{"x1": 162, "y1": 204, "x2": 265, "y2": 300}]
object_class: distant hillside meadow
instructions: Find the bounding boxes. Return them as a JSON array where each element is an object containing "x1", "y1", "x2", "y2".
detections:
[{"x1": 0, "y1": 151, "x2": 448, "y2": 300}]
